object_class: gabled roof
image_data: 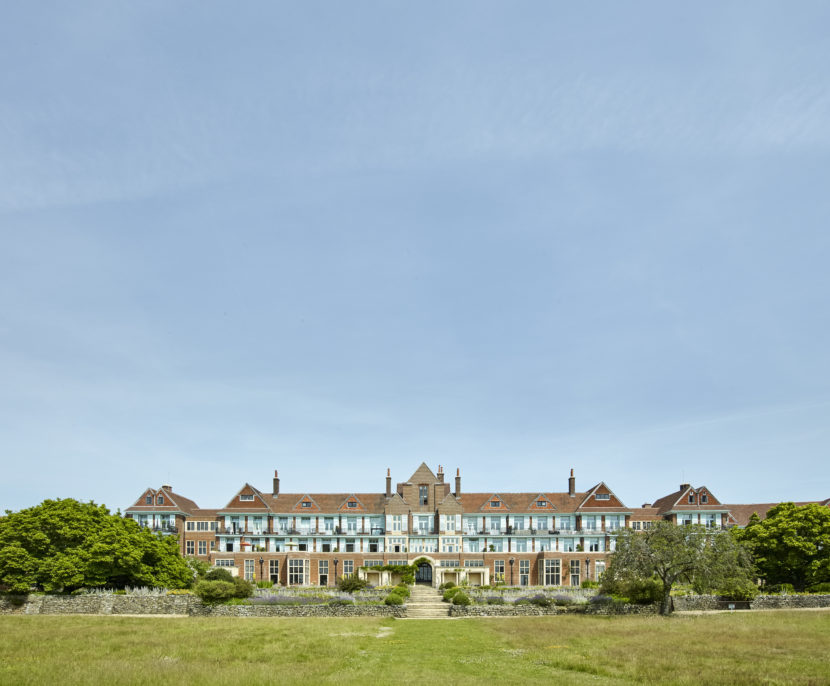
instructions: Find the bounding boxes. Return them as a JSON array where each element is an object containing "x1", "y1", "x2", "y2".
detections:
[
  {"x1": 404, "y1": 462, "x2": 439, "y2": 485},
  {"x1": 437, "y1": 492, "x2": 463, "y2": 513},
  {"x1": 291, "y1": 494, "x2": 321, "y2": 513},
  {"x1": 527, "y1": 494, "x2": 558, "y2": 511},
  {"x1": 459, "y1": 492, "x2": 588, "y2": 514},
  {"x1": 264, "y1": 492, "x2": 387, "y2": 514},
  {"x1": 651, "y1": 485, "x2": 728, "y2": 515},
  {"x1": 577, "y1": 482, "x2": 628, "y2": 511},
  {"x1": 220, "y1": 483, "x2": 272, "y2": 512},
  {"x1": 125, "y1": 486, "x2": 199, "y2": 514}
]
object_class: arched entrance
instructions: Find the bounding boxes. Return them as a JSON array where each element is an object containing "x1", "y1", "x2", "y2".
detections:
[{"x1": 415, "y1": 561, "x2": 432, "y2": 584}]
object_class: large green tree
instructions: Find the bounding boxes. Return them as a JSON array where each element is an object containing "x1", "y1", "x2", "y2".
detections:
[
  {"x1": 734, "y1": 502, "x2": 830, "y2": 591},
  {"x1": 603, "y1": 521, "x2": 755, "y2": 614},
  {"x1": 0, "y1": 499, "x2": 192, "y2": 593}
]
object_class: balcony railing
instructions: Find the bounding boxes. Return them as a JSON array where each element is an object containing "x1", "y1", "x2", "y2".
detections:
[{"x1": 140, "y1": 523, "x2": 178, "y2": 533}]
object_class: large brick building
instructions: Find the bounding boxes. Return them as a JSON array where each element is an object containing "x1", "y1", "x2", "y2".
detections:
[{"x1": 123, "y1": 462, "x2": 797, "y2": 587}]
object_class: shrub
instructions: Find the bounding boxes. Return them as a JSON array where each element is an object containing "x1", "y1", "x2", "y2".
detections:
[
  {"x1": 768, "y1": 583, "x2": 795, "y2": 595},
  {"x1": 384, "y1": 592, "x2": 404, "y2": 605},
  {"x1": 205, "y1": 568, "x2": 235, "y2": 583},
  {"x1": 443, "y1": 587, "x2": 461, "y2": 602},
  {"x1": 529, "y1": 594, "x2": 551, "y2": 607},
  {"x1": 806, "y1": 582, "x2": 830, "y2": 594},
  {"x1": 393, "y1": 583, "x2": 410, "y2": 598},
  {"x1": 337, "y1": 576, "x2": 369, "y2": 593},
  {"x1": 552, "y1": 594, "x2": 574, "y2": 607},
  {"x1": 256, "y1": 580, "x2": 273, "y2": 589},
  {"x1": 194, "y1": 580, "x2": 236, "y2": 603},
  {"x1": 717, "y1": 577, "x2": 759, "y2": 602},
  {"x1": 232, "y1": 577, "x2": 254, "y2": 599},
  {"x1": 451, "y1": 591, "x2": 471, "y2": 606},
  {"x1": 624, "y1": 578, "x2": 663, "y2": 605},
  {"x1": 166, "y1": 589, "x2": 192, "y2": 596},
  {"x1": 581, "y1": 580, "x2": 600, "y2": 589},
  {"x1": 485, "y1": 595, "x2": 505, "y2": 605},
  {"x1": 327, "y1": 598, "x2": 354, "y2": 606},
  {"x1": 438, "y1": 581, "x2": 456, "y2": 591},
  {"x1": 589, "y1": 594, "x2": 615, "y2": 605}
]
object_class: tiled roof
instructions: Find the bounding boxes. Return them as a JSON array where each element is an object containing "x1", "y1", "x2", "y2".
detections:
[
  {"x1": 264, "y1": 493, "x2": 388, "y2": 514},
  {"x1": 724, "y1": 501, "x2": 829, "y2": 527}
]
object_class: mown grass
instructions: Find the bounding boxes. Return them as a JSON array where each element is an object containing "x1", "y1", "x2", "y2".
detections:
[{"x1": 1, "y1": 612, "x2": 829, "y2": 685}]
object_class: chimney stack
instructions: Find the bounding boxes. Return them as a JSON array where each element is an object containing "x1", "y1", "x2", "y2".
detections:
[
  {"x1": 680, "y1": 483, "x2": 690, "y2": 492},
  {"x1": 568, "y1": 468, "x2": 575, "y2": 497},
  {"x1": 386, "y1": 468, "x2": 392, "y2": 498},
  {"x1": 437, "y1": 465, "x2": 444, "y2": 483},
  {"x1": 455, "y1": 468, "x2": 461, "y2": 496},
  {"x1": 273, "y1": 470, "x2": 280, "y2": 496}
]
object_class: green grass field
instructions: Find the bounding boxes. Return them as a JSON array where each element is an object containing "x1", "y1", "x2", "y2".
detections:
[{"x1": 2, "y1": 612, "x2": 829, "y2": 685}]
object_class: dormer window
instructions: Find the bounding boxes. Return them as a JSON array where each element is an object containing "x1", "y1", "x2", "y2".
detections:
[
  {"x1": 240, "y1": 494, "x2": 254, "y2": 501},
  {"x1": 595, "y1": 493, "x2": 611, "y2": 501},
  {"x1": 157, "y1": 495, "x2": 164, "y2": 505},
  {"x1": 701, "y1": 494, "x2": 708, "y2": 504},
  {"x1": 145, "y1": 495, "x2": 152, "y2": 505},
  {"x1": 537, "y1": 500, "x2": 547, "y2": 507},
  {"x1": 301, "y1": 501, "x2": 311, "y2": 508},
  {"x1": 491, "y1": 500, "x2": 500, "y2": 508},
  {"x1": 347, "y1": 501, "x2": 357, "y2": 508},
  {"x1": 688, "y1": 494, "x2": 694, "y2": 504}
]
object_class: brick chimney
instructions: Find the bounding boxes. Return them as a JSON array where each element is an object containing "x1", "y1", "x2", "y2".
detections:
[
  {"x1": 437, "y1": 465, "x2": 444, "y2": 483},
  {"x1": 680, "y1": 483, "x2": 690, "y2": 492},
  {"x1": 273, "y1": 470, "x2": 280, "y2": 496},
  {"x1": 386, "y1": 468, "x2": 392, "y2": 498},
  {"x1": 455, "y1": 468, "x2": 461, "y2": 497},
  {"x1": 568, "y1": 468, "x2": 575, "y2": 497}
]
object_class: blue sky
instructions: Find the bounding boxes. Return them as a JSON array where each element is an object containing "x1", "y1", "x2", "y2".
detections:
[{"x1": 2, "y1": 2, "x2": 829, "y2": 514}]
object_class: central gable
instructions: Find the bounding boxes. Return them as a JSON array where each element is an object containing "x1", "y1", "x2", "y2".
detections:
[
  {"x1": 528, "y1": 494, "x2": 557, "y2": 511},
  {"x1": 481, "y1": 494, "x2": 510, "y2": 512},
  {"x1": 406, "y1": 462, "x2": 438, "y2": 485},
  {"x1": 292, "y1": 494, "x2": 321, "y2": 513},
  {"x1": 339, "y1": 494, "x2": 366, "y2": 513}
]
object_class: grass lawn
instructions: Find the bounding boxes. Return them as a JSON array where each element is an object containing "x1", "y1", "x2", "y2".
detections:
[{"x1": 2, "y1": 611, "x2": 829, "y2": 685}]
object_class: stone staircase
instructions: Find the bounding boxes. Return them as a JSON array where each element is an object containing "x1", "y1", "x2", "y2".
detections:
[{"x1": 403, "y1": 584, "x2": 450, "y2": 619}]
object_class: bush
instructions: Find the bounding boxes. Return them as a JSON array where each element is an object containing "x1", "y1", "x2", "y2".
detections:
[
  {"x1": 443, "y1": 587, "x2": 461, "y2": 602},
  {"x1": 768, "y1": 583, "x2": 795, "y2": 595},
  {"x1": 589, "y1": 594, "x2": 615, "y2": 605},
  {"x1": 233, "y1": 577, "x2": 254, "y2": 599},
  {"x1": 529, "y1": 593, "x2": 551, "y2": 607},
  {"x1": 581, "y1": 580, "x2": 600, "y2": 589},
  {"x1": 205, "y1": 568, "x2": 235, "y2": 583},
  {"x1": 451, "y1": 591, "x2": 471, "y2": 606},
  {"x1": 806, "y1": 582, "x2": 830, "y2": 594},
  {"x1": 327, "y1": 598, "x2": 354, "y2": 606},
  {"x1": 624, "y1": 578, "x2": 663, "y2": 605},
  {"x1": 552, "y1": 594, "x2": 574, "y2": 607},
  {"x1": 384, "y1": 592, "x2": 404, "y2": 605},
  {"x1": 438, "y1": 581, "x2": 456, "y2": 591},
  {"x1": 337, "y1": 576, "x2": 369, "y2": 593},
  {"x1": 194, "y1": 580, "x2": 236, "y2": 603},
  {"x1": 717, "y1": 577, "x2": 759, "y2": 601},
  {"x1": 485, "y1": 595, "x2": 505, "y2": 605},
  {"x1": 166, "y1": 589, "x2": 192, "y2": 596},
  {"x1": 256, "y1": 580, "x2": 273, "y2": 589},
  {"x1": 393, "y1": 583, "x2": 410, "y2": 598}
]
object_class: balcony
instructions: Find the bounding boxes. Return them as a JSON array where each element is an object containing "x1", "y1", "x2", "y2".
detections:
[{"x1": 140, "y1": 523, "x2": 178, "y2": 533}]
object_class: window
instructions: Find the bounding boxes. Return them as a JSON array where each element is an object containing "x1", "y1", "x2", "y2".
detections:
[
  {"x1": 688, "y1": 494, "x2": 694, "y2": 503},
  {"x1": 244, "y1": 559, "x2": 255, "y2": 581},
  {"x1": 494, "y1": 560, "x2": 505, "y2": 583},
  {"x1": 186, "y1": 521, "x2": 194, "y2": 531},
  {"x1": 513, "y1": 517, "x2": 524, "y2": 530},
  {"x1": 364, "y1": 560, "x2": 383, "y2": 567},
  {"x1": 145, "y1": 495, "x2": 152, "y2": 505},
  {"x1": 342, "y1": 560, "x2": 354, "y2": 578},
  {"x1": 157, "y1": 495, "x2": 164, "y2": 505},
  {"x1": 419, "y1": 485, "x2": 428, "y2": 505},
  {"x1": 198, "y1": 541, "x2": 207, "y2": 555},
  {"x1": 439, "y1": 560, "x2": 460, "y2": 567},
  {"x1": 269, "y1": 559, "x2": 279, "y2": 582},
  {"x1": 392, "y1": 515, "x2": 402, "y2": 531},
  {"x1": 301, "y1": 501, "x2": 311, "y2": 508},
  {"x1": 186, "y1": 541, "x2": 195, "y2": 555},
  {"x1": 317, "y1": 560, "x2": 328, "y2": 585},
  {"x1": 215, "y1": 559, "x2": 235, "y2": 567},
  {"x1": 701, "y1": 493, "x2": 708, "y2": 504},
  {"x1": 536, "y1": 516, "x2": 548, "y2": 530},
  {"x1": 582, "y1": 515, "x2": 597, "y2": 531},
  {"x1": 544, "y1": 559, "x2": 561, "y2": 585},
  {"x1": 537, "y1": 500, "x2": 547, "y2": 507},
  {"x1": 519, "y1": 560, "x2": 529, "y2": 585},
  {"x1": 587, "y1": 538, "x2": 601, "y2": 552},
  {"x1": 464, "y1": 559, "x2": 484, "y2": 567},
  {"x1": 570, "y1": 559, "x2": 580, "y2": 586},
  {"x1": 188, "y1": 521, "x2": 216, "y2": 532},
  {"x1": 442, "y1": 537, "x2": 460, "y2": 553},
  {"x1": 631, "y1": 521, "x2": 641, "y2": 530},
  {"x1": 594, "y1": 493, "x2": 611, "y2": 500},
  {"x1": 490, "y1": 500, "x2": 501, "y2": 508},
  {"x1": 347, "y1": 501, "x2": 357, "y2": 508},
  {"x1": 288, "y1": 559, "x2": 308, "y2": 585},
  {"x1": 240, "y1": 494, "x2": 255, "y2": 501},
  {"x1": 513, "y1": 539, "x2": 527, "y2": 552}
]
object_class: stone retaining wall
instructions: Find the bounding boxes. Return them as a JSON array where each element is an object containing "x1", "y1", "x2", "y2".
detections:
[
  {"x1": 584, "y1": 602, "x2": 658, "y2": 615},
  {"x1": 0, "y1": 594, "x2": 404, "y2": 618},
  {"x1": 671, "y1": 595, "x2": 722, "y2": 611},
  {"x1": 449, "y1": 604, "x2": 559, "y2": 617},
  {"x1": 751, "y1": 594, "x2": 830, "y2": 609}
]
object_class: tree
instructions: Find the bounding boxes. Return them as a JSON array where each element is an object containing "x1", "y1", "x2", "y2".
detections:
[
  {"x1": 0, "y1": 499, "x2": 192, "y2": 593},
  {"x1": 734, "y1": 502, "x2": 830, "y2": 591},
  {"x1": 603, "y1": 522, "x2": 754, "y2": 615}
]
